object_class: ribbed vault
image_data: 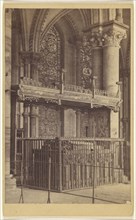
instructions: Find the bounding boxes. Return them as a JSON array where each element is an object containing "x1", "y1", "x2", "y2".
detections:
[{"x1": 28, "y1": 9, "x2": 90, "y2": 52}]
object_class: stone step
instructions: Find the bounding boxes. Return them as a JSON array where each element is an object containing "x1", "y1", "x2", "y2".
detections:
[{"x1": 5, "y1": 175, "x2": 17, "y2": 190}]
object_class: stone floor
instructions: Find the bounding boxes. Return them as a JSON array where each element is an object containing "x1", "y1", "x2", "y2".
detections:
[{"x1": 5, "y1": 177, "x2": 131, "y2": 204}]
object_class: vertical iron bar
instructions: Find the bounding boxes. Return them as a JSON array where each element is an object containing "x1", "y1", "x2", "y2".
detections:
[
  {"x1": 47, "y1": 156, "x2": 51, "y2": 203},
  {"x1": 19, "y1": 139, "x2": 24, "y2": 203},
  {"x1": 59, "y1": 138, "x2": 62, "y2": 192},
  {"x1": 92, "y1": 146, "x2": 95, "y2": 204},
  {"x1": 47, "y1": 144, "x2": 51, "y2": 203},
  {"x1": 19, "y1": 159, "x2": 24, "y2": 203},
  {"x1": 92, "y1": 122, "x2": 96, "y2": 204}
]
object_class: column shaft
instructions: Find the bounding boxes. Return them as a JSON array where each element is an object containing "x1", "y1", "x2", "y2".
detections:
[
  {"x1": 110, "y1": 111, "x2": 119, "y2": 138},
  {"x1": 29, "y1": 53, "x2": 40, "y2": 138},
  {"x1": 76, "y1": 41, "x2": 81, "y2": 86},
  {"x1": 30, "y1": 106, "x2": 39, "y2": 137},
  {"x1": 92, "y1": 47, "x2": 103, "y2": 89},
  {"x1": 76, "y1": 110, "x2": 81, "y2": 137},
  {"x1": 23, "y1": 104, "x2": 29, "y2": 138},
  {"x1": 116, "y1": 9, "x2": 123, "y2": 23},
  {"x1": 103, "y1": 46, "x2": 119, "y2": 94},
  {"x1": 5, "y1": 9, "x2": 12, "y2": 175}
]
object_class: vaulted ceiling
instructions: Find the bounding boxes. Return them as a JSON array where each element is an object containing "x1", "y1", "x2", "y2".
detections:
[{"x1": 13, "y1": 9, "x2": 130, "y2": 68}]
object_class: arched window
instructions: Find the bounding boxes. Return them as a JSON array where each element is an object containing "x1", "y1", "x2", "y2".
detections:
[{"x1": 38, "y1": 26, "x2": 61, "y2": 88}]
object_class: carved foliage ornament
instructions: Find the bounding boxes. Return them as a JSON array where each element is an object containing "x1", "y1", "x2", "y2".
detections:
[
  {"x1": 39, "y1": 106, "x2": 59, "y2": 138},
  {"x1": 89, "y1": 29, "x2": 127, "y2": 48},
  {"x1": 89, "y1": 30, "x2": 104, "y2": 47},
  {"x1": 38, "y1": 26, "x2": 61, "y2": 88},
  {"x1": 102, "y1": 29, "x2": 127, "y2": 47},
  {"x1": 80, "y1": 35, "x2": 93, "y2": 89}
]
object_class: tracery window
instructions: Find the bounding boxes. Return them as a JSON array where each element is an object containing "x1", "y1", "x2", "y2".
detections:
[
  {"x1": 38, "y1": 26, "x2": 61, "y2": 88},
  {"x1": 80, "y1": 36, "x2": 93, "y2": 89}
]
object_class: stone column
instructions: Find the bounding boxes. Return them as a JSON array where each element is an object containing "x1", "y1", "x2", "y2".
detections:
[
  {"x1": 5, "y1": 9, "x2": 12, "y2": 175},
  {"x1": 10, "y1": 9, "x2": 21, "y2": 173},
  {"x1": 90, "y1": 30, "x2": 103, "y2": 89},
  {"x1": 103, "y1": 46, "x2": 119, "y2": 94},
  {"x1": 23, "y1": 103, "x2": 29, "y2": 138},
  {"x1": 76, "y1": 109, "x2": 81, "y2": 137},
  {"x1": 102, "y1": 23, "x2": 127, "y2": 137},
  {"x1": 60, "y1": 107, "x2": 64, "y2": 137},
  {"x1": 20, "y1": 52, "x2": 31, "y2": 78},
  {"x1": 92, "y1": 47, "x2": 103, "y2": 89},
  {"x1": 75, "y1": 40, "x2": 82, "y2": 86},
  {"x1": 30, "y1": 52, "x2": 40, "y2": 80},
  {"x1": 30, "y1": 106, "x2": 39, "y2": 137},
  {"x1": 103, "y1": 29, "x2": 126, "y2": 95},
  {"x1": 11, "y1": 10, "x2": 20, "y2": 85},
  {"x1": 29, "y1": 53, "x2": 40, "y2": 137},
  {"x1": 116, "y1": 9, "x2": 123, "y2": 23}
]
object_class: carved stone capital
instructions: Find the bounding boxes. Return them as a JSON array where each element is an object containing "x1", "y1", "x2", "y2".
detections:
[
  {"x1": 89, "y1": 31, "x2": 104, "y2": 47},
  {"x1": 102, "y1": 29, "x2": 127, "y2": 47}
]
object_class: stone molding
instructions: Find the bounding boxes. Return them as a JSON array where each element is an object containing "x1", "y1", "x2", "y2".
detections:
[{"x1": 20, "y1": 51, "x2": 41, "y2": 64}]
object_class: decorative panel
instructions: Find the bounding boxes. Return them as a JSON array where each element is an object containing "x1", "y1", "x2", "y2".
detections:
[
  {"x1": 80, "y1": 36, "x2": 93, "y2": 89},
  {"x1": 80, "y1": 108, "x2": 110, "y2": 138},
  {"x1": 38, "y1": 26, "x2": 61, "y2": 88},
  {"x1": 94, "y1": 108, "x2": 110, "y2": 137},
  {"x1": 39, "y1": 105, "x2": 59, "y2": 138},
  {"x1": 80, "y1": 111, "x2": 90, "y2": 137}
]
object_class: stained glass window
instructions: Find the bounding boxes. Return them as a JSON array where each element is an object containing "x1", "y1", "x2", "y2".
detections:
[
  {"x1": 38, "y1": 26, "x2": 61, "y2": 88},
  {"x1": 80, "y1": 35, "x2": 93, "y2": 89}
]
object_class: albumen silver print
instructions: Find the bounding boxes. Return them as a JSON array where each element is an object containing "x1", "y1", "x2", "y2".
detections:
[{"x1": 4, "y1": 5, "x2": 133, "y2": 214}]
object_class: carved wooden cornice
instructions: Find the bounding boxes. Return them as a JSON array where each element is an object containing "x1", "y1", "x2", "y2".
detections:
[{"x1": 13, "y1": 78, "x2": 122, "y2": 112}]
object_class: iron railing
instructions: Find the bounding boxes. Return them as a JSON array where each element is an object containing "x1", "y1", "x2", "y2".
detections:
[{"x1": 15, "y1": 137, "x2": 128, "y2": 192}]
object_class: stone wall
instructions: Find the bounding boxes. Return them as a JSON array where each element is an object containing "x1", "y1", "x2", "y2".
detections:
[{"x1": 5, "y1": 9, "x2": 12, "y2": 175}]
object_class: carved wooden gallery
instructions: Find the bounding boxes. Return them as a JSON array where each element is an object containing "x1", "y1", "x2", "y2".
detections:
[{"x1": 5, "y1": 8, "x2": 130, "y2": 191}]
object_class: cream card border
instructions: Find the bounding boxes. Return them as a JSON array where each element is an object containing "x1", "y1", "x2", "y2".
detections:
[{"x1": 2, "y1": 1, "x2": 134, "y2": 217}]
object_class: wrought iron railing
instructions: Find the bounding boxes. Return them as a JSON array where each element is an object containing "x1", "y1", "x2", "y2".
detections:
[{"x1": 15, "y1": 137, "x2": 128, "y2": 192}]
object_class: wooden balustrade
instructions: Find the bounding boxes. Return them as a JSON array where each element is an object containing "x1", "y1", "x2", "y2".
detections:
[
  {"x1": 14, "y1": 76, "x2": 122, "y2": 111},
  {"x1": 20, "y1": 77, "x2": 118, "y2": 97}
]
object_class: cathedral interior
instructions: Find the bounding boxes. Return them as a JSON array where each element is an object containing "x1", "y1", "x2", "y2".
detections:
[{"x1": 5, "y1": 8, "x2": 131, "y2": 192}]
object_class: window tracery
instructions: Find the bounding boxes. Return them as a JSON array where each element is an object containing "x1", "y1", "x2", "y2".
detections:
[
  {"x1": 80, "y1": 35, "x2": 93, "y2": 89},
  {"x1": 38, "y1": 26, "x2": 61, "y2": 88}
]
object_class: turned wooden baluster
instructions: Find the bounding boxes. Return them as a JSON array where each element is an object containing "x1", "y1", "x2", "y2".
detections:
[
  {"x1": 116, "y1": 81, "x2": 122, "y2": 99},
  {"x1": 60, "y1": 69, "x2": 65, "y2": 94},
  {"x1": 92, "y1": 76, "x2": 97, "y2": 98}
]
